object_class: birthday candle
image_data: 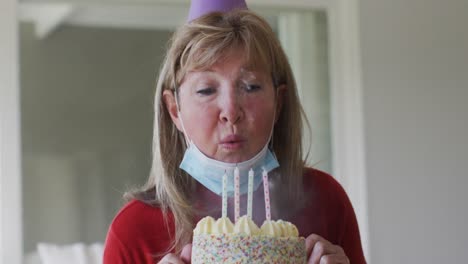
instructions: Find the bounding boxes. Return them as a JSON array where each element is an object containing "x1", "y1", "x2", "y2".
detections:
[
  {"x1": 262, "y1": 167, "x2": 271, "y2": 221},
  {"x1": 222, "y1": 171, "x2": 227, "y2": 218},
  {"x1": 247, "y1": 169, "x2": 254, "y2": 219},
  {"x1": 234, "y1": 167, "x2": 240, "y2": 223}
]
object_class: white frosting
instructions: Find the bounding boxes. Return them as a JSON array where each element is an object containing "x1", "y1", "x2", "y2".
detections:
[
  {"x1": 212, "y1": 217, "x2": 234, "y2": 234},
  {"x1": 193, "y1": 216, "x2": 215, "y2": 235},
  {"x1": 233, "y1": 216, "x2": 261, "y2": 235},
  {"x1": 260, "y1": 220, "x2": 282, "y2": 236},
  {"x1": 194, "y1": 216, "x2": 299, "y2": 237}
]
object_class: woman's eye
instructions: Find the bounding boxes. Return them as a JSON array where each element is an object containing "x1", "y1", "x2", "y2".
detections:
[
  {"x1": 244, "y1": 84, "x2": 261, "y2": 92},
  {"x1": 196, "y1": 87, "x2": 215, "y2": 96}
]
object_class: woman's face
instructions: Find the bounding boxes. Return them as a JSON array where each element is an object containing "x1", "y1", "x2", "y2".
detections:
[{"x1": 164, "y1": 49, "x2": 283, "y2": 163}]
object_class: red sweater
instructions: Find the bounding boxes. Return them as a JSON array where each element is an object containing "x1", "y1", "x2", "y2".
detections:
[{"x1": 104, "y1": 168, "x2": 366, "y2": 263}]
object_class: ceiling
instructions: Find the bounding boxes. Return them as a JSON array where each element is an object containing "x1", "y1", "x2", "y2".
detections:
[
  {"x1": 18, "y1": 0, "x2": 284, "y2": 39},
  {"x1": 18, "y1": 1, "x2": 189, "y2": 38}
]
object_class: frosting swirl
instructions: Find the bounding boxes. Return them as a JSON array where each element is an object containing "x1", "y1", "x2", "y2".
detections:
[
  {"x1": 212, "y1": 217, "x2": 234, "y2": 234},
  {"x1": 194, "y1": 216, "x2": 299, "y2": 237},
  {"x1": 234, "y1": 216, "x2": 261, "y2": 235}
]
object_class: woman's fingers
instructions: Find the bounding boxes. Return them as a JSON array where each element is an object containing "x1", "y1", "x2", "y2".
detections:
[
  {"x1": 306, "y1": 234, "x2": 321, "y2": 256},
  {"x1": 306, "y1": 234, "x2": 332, "y2": 257},
  {"x1": 158, "y1": 244, "x2": 192, "y2": 264},
  {"x1": 308, "y1": 240, "x2": 335, "y2": 264},
  {"x1": 306, "y1": 234, "x2": 348, "y2": 264},
  {"x1": 319, "y1": 254, "x2": 350, "y2": 264},
  {"x1": 180, "y1": 243, "x2": 192, "y2": 263},
  {"x1": 158, "y1": 253, "x2": 185, "y2": 264}
]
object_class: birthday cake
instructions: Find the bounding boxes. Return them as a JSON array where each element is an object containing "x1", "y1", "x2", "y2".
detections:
[
  {"x1": 191, "y1": 216, "x2": 306, "y2": 263},
  {"x1": 191, "y1": 168, "x2": 306, "y2": 263}
]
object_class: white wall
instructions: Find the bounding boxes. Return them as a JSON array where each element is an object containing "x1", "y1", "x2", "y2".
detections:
[
  {"x1": 0, "y1": 0, "x2": 22, "y2": 263},
  {"x1": 359, "y1": 0, "x2": 468, "y2": 263}
]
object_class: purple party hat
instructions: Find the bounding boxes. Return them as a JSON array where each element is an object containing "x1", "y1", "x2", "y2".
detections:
[{"x1": 188, "y1": 0, "x2": 248, "y2": 21}]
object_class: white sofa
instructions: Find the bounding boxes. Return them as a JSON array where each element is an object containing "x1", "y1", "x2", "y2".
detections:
[{"x1": 24, "y1": 243, "x2": 103, "y2": 264}]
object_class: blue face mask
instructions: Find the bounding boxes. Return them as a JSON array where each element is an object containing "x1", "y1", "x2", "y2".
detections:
[{"x1": 179, "y1": 141, "x2": 279, "y2": 197}]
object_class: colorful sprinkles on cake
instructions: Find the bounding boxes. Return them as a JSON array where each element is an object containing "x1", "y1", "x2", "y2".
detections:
[{"x1": 192, "y1": 234, "x2": 307, "y2": 264}]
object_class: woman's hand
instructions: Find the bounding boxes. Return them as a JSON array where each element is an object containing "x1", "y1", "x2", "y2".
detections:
[
  {"x1": 306, "y1": 234, "x2": 349, "y2": 264},
  {"x1": 158, "y1": 244, "x2": 192, "y2": 264}
]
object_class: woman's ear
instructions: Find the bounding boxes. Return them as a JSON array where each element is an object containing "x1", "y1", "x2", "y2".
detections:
[
  {"x1": 162, "y1": 89, "x2": 184, "y2": 132},
  {"x1": 275, "y1": 84, "x2": 287, "y2": 123}
]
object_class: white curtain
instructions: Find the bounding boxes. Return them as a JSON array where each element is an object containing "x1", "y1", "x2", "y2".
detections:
[{"x1": 278, "y1": 11, "x2": 332, "y2": 174}]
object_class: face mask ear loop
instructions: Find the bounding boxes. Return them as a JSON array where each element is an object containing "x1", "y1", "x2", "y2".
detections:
[
  {"x1": 174, "y1": 90, "x2": 191, "y2": 148},
  {"x1": 269, "y1": 89, "x2": 279, "y2": 146},
  {"x1": 268, "y1": 88, "x2": 280, "y2": 157}
]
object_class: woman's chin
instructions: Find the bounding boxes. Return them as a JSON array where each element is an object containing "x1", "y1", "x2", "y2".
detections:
[{"x1": 213, "y1": 152, "x2": 252, "y2": 164}]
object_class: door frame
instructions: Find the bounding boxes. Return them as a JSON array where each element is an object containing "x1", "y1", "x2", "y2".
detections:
[
  {"x1": 1, "y1": 0, "x2": 22, "y2": 263},
  {"x1": 0, "y1": 0, "x2": 369, "y2": 262}
]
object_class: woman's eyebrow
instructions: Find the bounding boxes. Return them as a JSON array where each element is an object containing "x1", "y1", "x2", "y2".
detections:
[
  {"x1": 239, "y1": 68, "x2": 261, "y2": 80},
  {"x1": 188, "y1": 71, "x2": 218, "y2": 81}
]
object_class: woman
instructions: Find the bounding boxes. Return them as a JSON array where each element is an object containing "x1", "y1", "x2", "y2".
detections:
[{"x1": 104, "y1": 6, "x2": 366, "y2": 264}]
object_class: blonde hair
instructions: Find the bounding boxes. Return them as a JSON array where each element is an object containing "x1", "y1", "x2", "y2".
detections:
[{"x1": 127, "y1": 9, "x2": 307, "y2": 255}]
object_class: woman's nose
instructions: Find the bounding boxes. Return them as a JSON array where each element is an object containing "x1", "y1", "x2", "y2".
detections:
[{"x1": 219, "y1": 91, "x2": 243, "y2": 124}]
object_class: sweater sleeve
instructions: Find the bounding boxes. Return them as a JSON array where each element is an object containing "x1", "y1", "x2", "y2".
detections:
[
  {"x1": 303, "y1": 169, "x2": 367, "y2": 264},
  {"x1": 103, "y1": 200, "x2": 175, "y2": 264},
  {"x1": 336, "y1": 180, "x2": 367, "y2": 264},
  {"x1": 103, "y1": 226, "x2": 131, "y2": 264}
]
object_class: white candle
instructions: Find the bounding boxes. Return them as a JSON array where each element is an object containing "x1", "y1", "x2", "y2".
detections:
[
  {"x1": 247, "y1": 168, "x2": 254, "y2": 219},
  {"x1": 262, "y1": 167, "x2": 271, "y2": 221},
  {"x1": 222, "y1": 171, "x2": 227, "y2": 218},
  {"x1": 234, "y1": 167, "x2": 240, "y2": 223}
]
